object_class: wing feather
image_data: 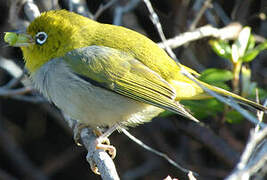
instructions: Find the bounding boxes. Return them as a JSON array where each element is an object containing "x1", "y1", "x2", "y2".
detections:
[{"x1": 63, "y1": 45, "x2": 198, "y2": 121}]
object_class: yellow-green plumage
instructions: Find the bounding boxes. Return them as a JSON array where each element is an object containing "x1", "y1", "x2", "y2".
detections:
[
  {"x1": 5, "y1": 10, "x2": 266, "y2": 128},
  {"x1": 23, "y1": 10, "x2": 179, "y2": 75},
  {"x1": 23, "y1": 10, "x2": 204, "y2": 99}
]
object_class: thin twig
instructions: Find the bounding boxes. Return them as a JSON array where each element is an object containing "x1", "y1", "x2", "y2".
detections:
[
  {"x1": 142, "y1": 0, "x2": 179, "y2": 62},
  {"x1": 204, "y1": 8, "x2": 217, "y2": 27},
  {"x1": 226, "y1": 126, "x2": 267, "y2": 180},
  {"x1": 9, "y1": 95, "x2": 46, "y2": 103},
  {"x1": 255, "y1": 93, "x2": 267, "y2": 132},
  {"x1": 188, "y1": 171, "x2": 197, "y2": 180},
  {"x1": 2, "y1": 71, "x2": 25, "y2": 89},
  {"x1": 121, "y1": 128, "x2": 198, "y2": 176},
  {"x1": 180, "y1": 68, "x2": 266, "y2": 128},
  {"x1": 94, "y1": 0, "x2": 118, "y2": 20},
  {"x1": 113, "y1": 0, "x2": 140, "y2": 25},
  {"x1": 145, "y1": 4, "x2": 254, "y2": 124},
  {"x1": 0, "y1": 87, "x2": 32, "y2": 97},
  {"x1": 142, "y1": 0, "x2": 262, "y2": 128},
  {"x1": 189, "y1": 0, "x2": 213, "y2": 31},
  {"x1": 213, "y1": 2, "x2": 231, "y2": 25},
  {"x1": 0, "y1": 57, "x2": 46, "y2": 103}
]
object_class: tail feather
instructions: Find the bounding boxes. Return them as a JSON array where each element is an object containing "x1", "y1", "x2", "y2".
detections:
[
  {"x1": 197, "y1": 80, "x2": 267, "y2": 113},
  {"x1": 174, "y1": 101, "x2": 200, "y2": 123}
]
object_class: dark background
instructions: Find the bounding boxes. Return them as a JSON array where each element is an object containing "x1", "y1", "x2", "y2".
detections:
[{"x1": 0, "y1": 0, "x2": 266, "y2": 179}]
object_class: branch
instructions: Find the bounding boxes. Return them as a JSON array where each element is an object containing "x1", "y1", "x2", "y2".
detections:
[
  {"x1": 180, "y1": 68, "x2": 266, "y2": 128},
  {"x1": 0, "y1": 57, "x2": 23, "y2": 78},
  {"x1": 143, "y1": 0, "x2": 264, "y2": 128},
  {"x1": 226, "y1": 126, "x2": 267, "y2": 180},
  {"x1": 64, "y1": 116, "x2": 120, "y2": 180},
  {"x1": 157, "y1": 23, "x2": 242, "y2": 49},
  {"x1": 24, "y1": 0, "x2": 40, "y2": 22},
  {"x1": 0, "y1": 87, "x2": 32, "y2": 96},
  {"x1": 121, "y1": 128, "x2": 198, "y2": 176},
  {"x1": 255, "y1": 98, "x2": 267, "y2": 132},
  {"x1": 0, "y1": 57, "x2": 46, "y2": 103}
]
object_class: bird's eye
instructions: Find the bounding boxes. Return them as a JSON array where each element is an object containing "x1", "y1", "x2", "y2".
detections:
[{"x1": 35, "y1": 32, "x2": 47, "y2": 45}]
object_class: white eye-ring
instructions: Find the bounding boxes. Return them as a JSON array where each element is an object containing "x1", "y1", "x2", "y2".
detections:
[{"x1": 35, "y1": 32, "x2": 48, "y2": 45}]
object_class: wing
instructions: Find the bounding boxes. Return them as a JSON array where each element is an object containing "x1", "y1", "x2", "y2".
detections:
[{"x1": 63, "y1": 46, "x2": 198, "y2": 121}]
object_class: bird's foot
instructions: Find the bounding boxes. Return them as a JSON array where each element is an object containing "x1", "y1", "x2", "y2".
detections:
[
  {"x1": 73, "y1": 124, "x2": 119, "y2": 174},
  {"x1": 89, "y1": 125, "x2": 120, "y2": 174},
  {"x1": 89, "y1": 140, "x2": 116, "y2": 175},
  {"x1": 95, "y1": 134, "x2": 116, "y2": 159},
  {"x1": 93, "y1": 126, "x2": 118, "y2": 159}
]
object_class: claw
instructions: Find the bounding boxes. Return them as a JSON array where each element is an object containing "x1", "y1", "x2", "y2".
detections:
[
  {"x1": 87, "y1": 155, "x2": 100, "y2": 175},
  {"x1": 95, "y1": 137, "x2": 116, "y2": 159},
  {"x1": 93, "y1": 128, "x2": 103, "y2": 137},
  {"x1": 91, "y1": 164, "x2": 100, "y2": 175},
  {"x1": 75, "y1": 124, "x2": 119, "y2": 174}
]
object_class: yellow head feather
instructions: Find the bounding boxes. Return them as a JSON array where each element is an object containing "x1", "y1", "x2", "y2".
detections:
[
  {"x1": 22, "y1": 10, "x2": 98, "y2": 72},
  {"x1": 21, "y1": 10, "x2": 181, "y2": 79}
]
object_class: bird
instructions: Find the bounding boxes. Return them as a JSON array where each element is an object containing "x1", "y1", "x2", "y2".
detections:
[{"x1": 4, "y1": 9, "x2": 266, "y2": 167}]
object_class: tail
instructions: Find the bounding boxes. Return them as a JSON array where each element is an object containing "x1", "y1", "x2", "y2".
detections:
[
  {"x1": 197, "y1": 80, "x2": 267, "y2": 113},
  {"x1": 174, "y1": 101, "x2": 200, "y2": 123}
]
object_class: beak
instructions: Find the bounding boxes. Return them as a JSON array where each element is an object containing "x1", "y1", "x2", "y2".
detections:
[{"x1": 4, "y1": 31, "x2": 34, "y2": 47}]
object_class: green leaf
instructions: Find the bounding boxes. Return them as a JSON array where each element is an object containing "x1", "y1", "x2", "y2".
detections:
[
  {"x1": 158, "y1": 110, "x2": 175, "y2": 118},
  {"x1": 231, "y1": 43, "x2": 239, "y2": 63},
  {"x1": 242, "y1": 41, "x2": 267, "y2": 62},
  {"x1": 242, "y1": 49, "x2": 260, "y2": 62},
  {"x1": 199, "y1": 68, "x2": 233, "y2": 83},
  {"x1": 226, "y1": 110, "x2": 244, "y2": 124},
  {"x1": 209, "y1": 40, "x2": 231, "y2": 60},
  {"x1": 209, "y1": 82, "x2": 231, "y2": 91},
  {"x1": 247, "y1": 34, "x2": 255, "y2": 51},
  {"x1": 181, "y1": 99, "x2": 224, "y2": 119},
  {"x1": 234, "y1": 26, "x2": 251, "y2": 58},
  {"x1": 249, "y1": 88, "x2": 267, "y2": 100}
]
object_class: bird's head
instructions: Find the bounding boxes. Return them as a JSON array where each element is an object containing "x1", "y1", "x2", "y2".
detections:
[{"x1": 4, "y1": 10, "x2": 97, "y2": 73}]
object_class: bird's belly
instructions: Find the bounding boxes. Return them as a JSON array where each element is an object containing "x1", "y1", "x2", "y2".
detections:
[
  {"x1": 32, "y1": 59, "x2": 163, "y2": 128},
  {"x1": 53, "y1": 83, "x2": 162, "y2": 127}
]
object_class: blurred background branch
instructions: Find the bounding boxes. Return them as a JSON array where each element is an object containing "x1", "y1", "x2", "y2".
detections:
[{"x1": 0, "y1": 0, "x2": 267, "y2": 179}]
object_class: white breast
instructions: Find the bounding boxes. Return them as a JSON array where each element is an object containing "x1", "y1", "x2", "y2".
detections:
[{"x1": 31, "y1": 59, "x2": 163, "y2": 128}]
